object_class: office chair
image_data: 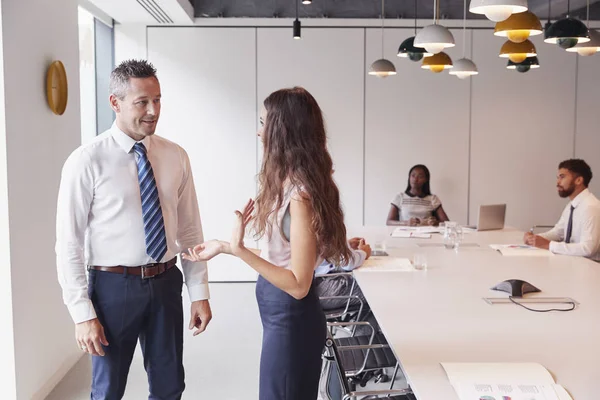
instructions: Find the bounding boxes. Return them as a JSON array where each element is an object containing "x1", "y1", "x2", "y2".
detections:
[
  {"x1": 316, "y1": 272, "x2": 367, "y2": 336},
  {"x1": 325, "y1": 321, "x2": 404, "y2": 392},
  {"x1": 321, "y1": 322, "x2": 415, "y2": 400}
]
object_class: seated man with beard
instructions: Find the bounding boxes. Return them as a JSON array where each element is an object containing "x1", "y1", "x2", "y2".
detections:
[{"x1": 524, "y1": 159, "x2": 600, "y2": 261}]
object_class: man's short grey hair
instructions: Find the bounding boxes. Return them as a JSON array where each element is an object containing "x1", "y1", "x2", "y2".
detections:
[{"x1": 109, "y1": 59, "x2": 157, "y2": 100}]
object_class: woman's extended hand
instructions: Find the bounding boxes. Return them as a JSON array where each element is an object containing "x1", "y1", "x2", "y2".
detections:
[{"x1": 230, "y1": 198, "x2": 255, "y2": 256}]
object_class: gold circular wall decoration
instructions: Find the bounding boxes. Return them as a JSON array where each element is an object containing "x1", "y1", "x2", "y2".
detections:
[{"x1": 46, "y1": 61, "x2": 68, "y2": 115}]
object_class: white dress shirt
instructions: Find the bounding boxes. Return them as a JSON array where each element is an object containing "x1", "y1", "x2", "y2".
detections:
[
  {"x1": 314, "y1": 249, "x2": 367, "y2": 275},
  {"x1": 540, "y1": 188, "x2": 600, "y2": 261},
  {"x1": 56, "y1": 124, "x2": 209, "y2": 324}
]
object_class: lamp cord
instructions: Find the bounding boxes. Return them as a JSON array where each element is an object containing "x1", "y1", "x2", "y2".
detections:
[
  {"x1": 462, "y1": 0, "x2": 466, "y2": 58},
  {"x1": 380, "y1": 0, "x2": 385, "y2": 57}
]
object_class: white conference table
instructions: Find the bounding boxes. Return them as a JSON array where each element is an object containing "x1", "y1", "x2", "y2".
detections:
[{"x1": 348, "y1": 226, "x2": 600, "y2": 400}]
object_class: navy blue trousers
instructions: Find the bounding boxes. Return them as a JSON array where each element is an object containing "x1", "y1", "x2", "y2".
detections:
[
  {"x1": 88, "y1": 265, "x2": 185, "y2": 400},
  {"x1": 256, "y1": 276, "x2": 327, "y2": 400}
]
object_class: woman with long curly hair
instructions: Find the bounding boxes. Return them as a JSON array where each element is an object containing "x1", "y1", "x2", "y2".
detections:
[{"x1": 183, "y1": 86, "x2": 351, "y2": 399}]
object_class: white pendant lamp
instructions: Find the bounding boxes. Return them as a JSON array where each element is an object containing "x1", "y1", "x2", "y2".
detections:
[
  {"x1": 469, "y1": 0, "x2": 528, "y2": 22},
  {"x1": 369, "y1": 0, "x2": 397, "y2": 77},
  {"x1": 414, "y1": 0, "x2": 455, "y2": 54},
  {"x1": 566, "y1": 0, "x2": 600, "y2": 56},
  {"x1": 568, "y1": 29, "x2": 600, "y2": 55},
  {"x1": 450, "y1": 0, "x2": 478, "y2": 79}
]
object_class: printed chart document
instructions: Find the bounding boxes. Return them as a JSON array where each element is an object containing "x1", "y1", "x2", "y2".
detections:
[
  {"x1": 360, "y1": 256, "x2": 414, "y2": 271},
  {"x1": 490, "y1": 244, "x2": 554, "y2": 257},
  {"x1": 441, "y1": 362, "x2": 572, "y2": 400}
]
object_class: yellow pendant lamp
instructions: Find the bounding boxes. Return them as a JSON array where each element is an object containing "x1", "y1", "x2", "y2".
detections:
[
  {"x1": 499, "y1": 39, "x2": 536, "y2": 63},
  {"x1": 494, "y1": 11, "x2": 543, "y2": 43},
  {"x1": 421, "y1": 52, "x2": 453, "y2": 73}
]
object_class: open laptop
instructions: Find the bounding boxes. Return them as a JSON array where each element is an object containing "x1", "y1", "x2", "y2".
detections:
[{"x1": 468, "y1": 204, "x2": 507, "y2": 231}]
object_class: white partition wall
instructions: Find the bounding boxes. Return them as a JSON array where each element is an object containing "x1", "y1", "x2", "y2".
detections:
[
  {"x1": 575, "y1": 55, "x2": 600, "y2": 196},
  {"x1": 364, "y1": 28, "x2": 472, "y2": 226},
  {"x1": 470, "y1": 31, "x2": 577, "y2": 230},
  {"x1": 257, "y1": 28, "x2": 365, "y2": 228},
  {"x1": 134, "y1": 24, "x2": 600, "y2": 281},
  {"x1": 148, "y1": 27, "x2": 258, "y2": 281}
]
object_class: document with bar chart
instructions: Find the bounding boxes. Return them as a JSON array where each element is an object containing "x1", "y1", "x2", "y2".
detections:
[{"x1": 440, "y1": 363, "x2": 572, "y2": 400}]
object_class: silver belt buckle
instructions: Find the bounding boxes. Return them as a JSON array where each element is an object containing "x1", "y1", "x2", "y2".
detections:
[{"x1": 141, "y1": 263, "x2": 159, "y2": 279}]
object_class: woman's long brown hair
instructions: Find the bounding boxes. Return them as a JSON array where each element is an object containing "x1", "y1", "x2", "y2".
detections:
[{"x1": 253, "y1": 87, "x2": 352, "y2": 266}]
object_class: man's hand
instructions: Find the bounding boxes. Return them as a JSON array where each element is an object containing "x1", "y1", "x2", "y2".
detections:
[
  {"x1": 189, "y1": 300, "x2": 212, "y2": 337},
  {"x1": 524, "y1": 232, "x2": 550, "y2": 250},
  {"x1": 76, "y1": 318, "x2": 109, "y2": 356},
  {"x1": 348, "y1": 237, "x2": 363, "y2": 250},
  {"x1": 524, "y1": 232, "x2": 534, "y2": 245},
  {"x1": 358, "y1": 239, "x2": 372, "y2": 259},
  {"x1": 531, "y1": 235, "x2": 550, "y2": 250}
]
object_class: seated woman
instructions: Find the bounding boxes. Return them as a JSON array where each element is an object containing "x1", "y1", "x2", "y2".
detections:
[{"x1": 386, "y1": 164, "x2": 450, "y2": 226}]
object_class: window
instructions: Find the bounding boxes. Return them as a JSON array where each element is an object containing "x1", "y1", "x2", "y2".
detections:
[
  {"x1": 78, "y1": 7, "x2": 96, "y2": 143},
  {"x1": 77, "y1": 6, "x2": 114, "y2": 144}
]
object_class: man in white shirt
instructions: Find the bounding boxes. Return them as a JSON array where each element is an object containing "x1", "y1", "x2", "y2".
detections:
[
  {"x1": 56, "y1": 60, "x2": 211, "y2": 399},
  {"x1": 315, "y1": 237, "x2": 372, "y2": 310},
  {"x1": 524, "y1": 159, "x2": 600, "y2": 261}
]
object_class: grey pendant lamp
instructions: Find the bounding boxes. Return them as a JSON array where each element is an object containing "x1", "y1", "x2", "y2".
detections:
[
  {"x1": 450, "y1": 0, "x2": 479, "y2": 78},
  {"x1": 369, "y1": 0, "x2": 397, "y2": 77}
]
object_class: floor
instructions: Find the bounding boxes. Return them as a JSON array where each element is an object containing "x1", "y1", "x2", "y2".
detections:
[{"x1": 46, "y1": 282, "x2": 406, "y2": 399}]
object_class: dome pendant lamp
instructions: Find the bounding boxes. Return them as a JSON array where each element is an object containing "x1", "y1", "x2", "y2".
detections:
[
  {"x1": 544, "y1": 0, "x2": 590, "y2": 49},
  {"x1": 507, "y1": 56, "x2": 540, "y2": 72},
  {"x1": 398, "y1": 0, "x2": 433, "y2": 61},
  {"x1": 451, "y1": 0, "x2": 478, "y2": 78},
  {"x1": 494, "y1": 11, "x2": 543, "y2": 43},
  {"x1": 422, "y1": 52, "x2": 453, "y2": 73},
  {"x1": 414, "y1": 0, "x2": 455, "y2": 54},
  {"x1": 499, "y1": 38, "x2": 536, "y2": 63},
  {"x1": 369, "y1": 0, "x2": 397, "y2": 77},
  {"x1": 566, "y1": 0, "x2": 600, "y2": 56},
  {"x1": 469, "y1": 0, "x2": 528, "y2": 22}
]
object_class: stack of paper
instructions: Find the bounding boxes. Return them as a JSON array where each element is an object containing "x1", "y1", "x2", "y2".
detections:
[
  {"x1": 360, "y1": 256, "x2": 414, "y2": 271},
  {"x1": 391, "y1": 226, "x2": 473, "y2": 238},
  {"x1": 441, "y1": 362, "x2": 572, "y2": 400},
  {"x1": 390, "y1": 231, "x2": 432, "y2": 239},
  {"x1": 490, "y1": 244, "x2": 554, "y2": 257}
]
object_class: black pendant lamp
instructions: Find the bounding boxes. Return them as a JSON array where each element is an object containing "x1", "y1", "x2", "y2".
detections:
[
  {"x1": 506, "y1": 56, "x2": 540, "y2": 73},
  {"x1": 544, "y1": 0, "x2": 589, "y2": 49},
  {"x1": 398, "y1": 0, "x2": 433, "y2": 61},
  {"x1": 293, "y1": 0, "x2": 301, "y2": 39}
]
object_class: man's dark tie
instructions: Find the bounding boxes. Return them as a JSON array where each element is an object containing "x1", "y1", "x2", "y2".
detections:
[{"x1": 565, "y1": 205, "x2": 575, "y2": 244}]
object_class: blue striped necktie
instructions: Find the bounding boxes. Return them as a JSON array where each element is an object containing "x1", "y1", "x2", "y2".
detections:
[{"x1": 133, "y1": 142, "x2": 167, "y2": 262}]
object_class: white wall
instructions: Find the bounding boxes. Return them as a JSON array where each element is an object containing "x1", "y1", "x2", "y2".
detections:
[
  {"x1": 365, "y1": 28, "x2": 472, "y2": 226},
  {"x1": 147, "y1": 27, "x2": 259, "y2": 282},
  {"x1": 575, "y1": 55, "x2": 600, "y2": 196},
  {"x1": 114, "y1": 23, "x2": 147, "y2": 64},
  {"x1": 0, "y1": 0, "x2": 83, "y2": 398},
  {"x1": 470, "y1": 31, "x2": 578, "y2": 230},
  {"x1": 257, "y1": 28, "x2": 365, "y2": 228},
  {"x1": 123, "y1": 24, "x2": 600, "y2": 281},
  {"x1": 0, "y1": 0, "x2": 17, "y2": 397}
]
